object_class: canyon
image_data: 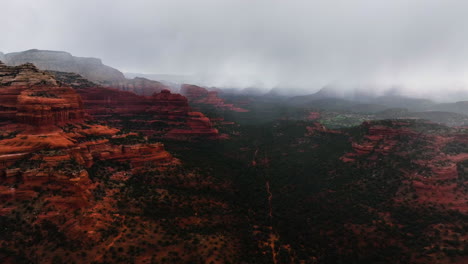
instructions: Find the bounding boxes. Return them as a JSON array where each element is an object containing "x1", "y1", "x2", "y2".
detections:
[
  {"x1": 0, "y1": 59, "x2": 243, "y2": 263},
  {"x1": 0, "y1": 56, "x2": 467, "y2": 263}
]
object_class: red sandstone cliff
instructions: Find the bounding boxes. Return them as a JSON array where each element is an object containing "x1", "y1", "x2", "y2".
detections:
[
  {"x1": 38, "y1": 70, "x2": 222, "y2": 140},
  {"x1": 0, "y1": 61, "x2": 85, "y2": 129},
  {"x1": 0, "y1": 61, "x2": 178, "y2": 172},
  {"x1": 180, "y1": 84, "x2": 248, "y2": 112},
  {"x1": 77, "y1": 87, "x2": 220, "y2": 140}
]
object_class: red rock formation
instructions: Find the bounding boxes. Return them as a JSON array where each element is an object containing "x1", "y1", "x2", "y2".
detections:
[
  {"x1": 16, "y1": 86, "x2": 84, "y2": 126},
  {"x1": 76, "y1": 86, "x2": 149, "y2": 115},
  {"x1": 341, "y1": 121, "x2": 415, "y2": 160},
  {"x1": 0, "y1": 62, "x2": 84, "y2": 128},
  {"x1": 77, "y1": 87, "x2": 221, "y2": 140},
  {"x1": 0, "y1": 61, "x2": 238, "y2": 263},
  {"x1": 149, "y1": 89, "x2": 190, "y2": 118},
  {"x1": 113, "y1": 77, "x2": 170, "y2": 96},
  {"x1": 166, "y1": 112, "x2": 219, "y2": 140},
  {"x1": 77, "y1": 87, "x2": 190, "y2": 117},
  {"x1": 0, "y1": 61, "x2": 179, "y2": 171},
  {"x1": 180, "y1": 84, "x2": 249, "y2": 112},
  {"x1": 41, "y1": 71, "x2": 223, "y2": 140},
  {"x1": 341, "y1": 120, "x2": 468, "y2": 213}
]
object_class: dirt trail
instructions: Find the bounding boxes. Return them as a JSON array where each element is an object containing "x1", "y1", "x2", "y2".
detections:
[
  {"x1": 255, "y1": 147, "x2": 296, "y2": 264},
  {"x1": 265, "y1": 180, "x2": 279, "y2": 264},
  {"x1": 253, "y1": 147, "x2": 279, "y2": 264},
  {"x1": 266, "y1": 181, "x2": 273, "y2": 218}
]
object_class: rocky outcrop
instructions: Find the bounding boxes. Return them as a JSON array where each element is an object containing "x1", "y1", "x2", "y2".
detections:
[
  {"x1": 47, "y1": 70, "x2": 99, "y2": 89},
  {"x1": 181, "y1": 84, "x2": 248, "y2": 112},
  {"x1": 3, "y1": 49, "x2": 125, "y2": 85},
  {"x1": 0, "y1": 61, "x2": 84, "y2": 127},
  {"x1": 0, "y1": 61, "x2": 57, "y2": 87}
]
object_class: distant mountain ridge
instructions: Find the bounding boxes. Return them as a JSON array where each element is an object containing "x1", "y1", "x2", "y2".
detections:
[
  {"x1": 2, "y1": 49, "x2": 125, "y2": 85},
  {"x1": 1, "y1": 49, "x2": 168, "y2": 95},
  {"x1": 288, "y1": 85, "x2": 468, "y2": 115}
]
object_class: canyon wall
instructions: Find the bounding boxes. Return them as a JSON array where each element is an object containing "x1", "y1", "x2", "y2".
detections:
[{"x1": 0, "y1": 61, "x2": 84, "y2": 127}]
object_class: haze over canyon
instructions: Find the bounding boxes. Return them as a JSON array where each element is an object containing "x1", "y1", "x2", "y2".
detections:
[
  {"x1": 1, "y1": 1, "x2": 467, "y2": 264},
  {"x1": 4, "y1": 0, "x2": 468, "y2": 100}
]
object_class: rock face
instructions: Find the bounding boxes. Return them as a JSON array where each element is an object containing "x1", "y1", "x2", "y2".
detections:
[
  {"x1": 113, "y1": 77, "x2": 169, "y2": 96},
  {"x1": 76, "y1": 86, "x2": 220, "y2": 139},
  {"x1": 15, "y1": 86, "x2": 85, "y2": 126},
  {"x1": 47, "y1": 70, "x2": 99, "y2": 89},
  {"x1": 150, "y1": 89, "x2": 190, "y2": 118},
  {"x1": 181, "y1": 84, "x2": 248, "y2": 112},
  {"x1": 77, "y1": 87, "x2": 190, "y2": 117},
  {"x1": 3, "y1": 49, "x2": 125, "y2": 85},
  {"x1": 0, "y1": 62, "x2": 220, "y2": 141},
  {"x1": 166, "y1": 111, "x2": 220, "y2": 140},
  {"x1": 0, "y1": 61, "x2": 57, "y2": 87},
  {"x1": 2, "y1": 49, "x2": 170, "y2": 95},
  {"x1": 0, "y1": 60, "x2": 177, "y2": 170},
  {"x1": 77, "y1": 86, "x2": 149, "y2": 115},
  {"x1": 0, "y1": 61, "x2": 85, "y2": 127}
]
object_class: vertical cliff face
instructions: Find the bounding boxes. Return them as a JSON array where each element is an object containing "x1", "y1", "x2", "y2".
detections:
[
  {"x1": 0, "y1": 61, "x2": 84, "y2": 127},
  {"x1": 16, "y1": 86, "x2": 85, "y2": 126}
]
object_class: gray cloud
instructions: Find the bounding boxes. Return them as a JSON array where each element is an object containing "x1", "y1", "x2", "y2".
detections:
[{"x1": 2, "y1": 0, "x2": 468, "y2": 98}]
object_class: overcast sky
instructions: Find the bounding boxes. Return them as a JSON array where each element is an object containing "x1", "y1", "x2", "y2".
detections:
[{"x1": 2, "y1": 0, "x2": 468, "y2": 97}]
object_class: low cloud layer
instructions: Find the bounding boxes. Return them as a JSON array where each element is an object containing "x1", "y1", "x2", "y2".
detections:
[{"x1": 2, "y1": 0, "x2": 468, "y2": 98}]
